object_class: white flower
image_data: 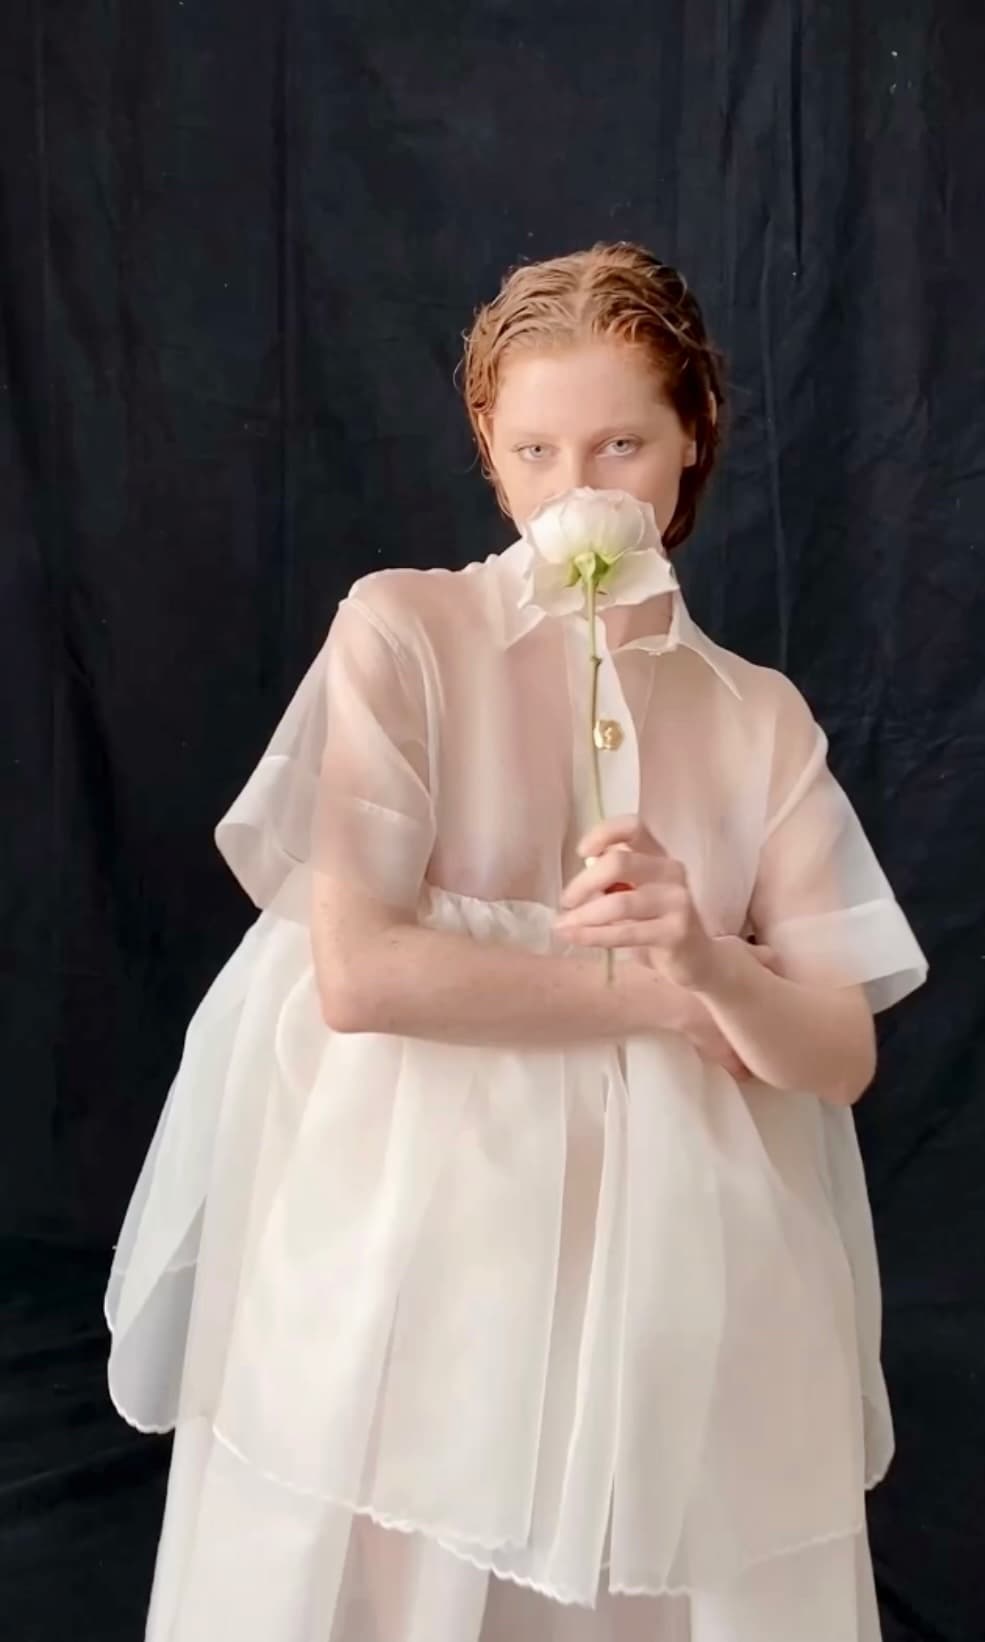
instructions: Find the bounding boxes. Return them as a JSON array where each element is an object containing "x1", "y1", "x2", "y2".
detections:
[{"x1": 519, "y1": 487, "x2": 678, "y2": 619}]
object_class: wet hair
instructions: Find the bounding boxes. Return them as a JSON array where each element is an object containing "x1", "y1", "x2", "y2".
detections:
[{"x1": 461, "y1": 241, "x2": 725, "y2": 548}]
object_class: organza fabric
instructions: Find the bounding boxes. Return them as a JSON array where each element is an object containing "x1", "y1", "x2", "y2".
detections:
[{"x1": 106, "y1": 540, "x2": 927, "y2": 1642}]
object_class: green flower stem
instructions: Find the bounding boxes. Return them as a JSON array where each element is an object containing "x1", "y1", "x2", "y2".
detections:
[
  {"x1": 586, "y1": 576, "x2": 605, "y2": 823},
  {"x1": 585, "y1": 571, "x2": 615, "y2": 985}
]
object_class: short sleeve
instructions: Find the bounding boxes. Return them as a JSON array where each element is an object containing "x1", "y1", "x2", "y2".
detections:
[
  {"x1": 215, "y1": 591, "x2": 435, "y2": 921},
  {"x1": 749, "y1": 680, "x2": 927, "y2": 1013}
]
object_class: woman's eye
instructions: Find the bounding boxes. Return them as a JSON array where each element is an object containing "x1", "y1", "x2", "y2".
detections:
[
  {"x1": 603, "y1": 437, "x2": 640, "y2": 457},
  {"x1": 517, "y1": 444, "x2": 551, "y2": 462}
]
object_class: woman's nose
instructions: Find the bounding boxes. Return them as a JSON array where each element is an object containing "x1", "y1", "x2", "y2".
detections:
[{"x1": 558, "y1": 450, "x2": 593, "y2": 491}]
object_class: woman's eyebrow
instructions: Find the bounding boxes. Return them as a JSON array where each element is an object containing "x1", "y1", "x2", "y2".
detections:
[{"x1": 506, "y1": 423, "x2": 642, "y2": 442}]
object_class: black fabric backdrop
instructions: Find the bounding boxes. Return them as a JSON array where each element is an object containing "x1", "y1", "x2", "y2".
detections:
[{"x1": 2, "y1": 2, "x2": 983, "y2": 1638}]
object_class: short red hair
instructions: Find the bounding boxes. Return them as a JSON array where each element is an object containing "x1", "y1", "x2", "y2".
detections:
[{"x1": 461, "y1": 242, "x2": 725, "y2": 548}]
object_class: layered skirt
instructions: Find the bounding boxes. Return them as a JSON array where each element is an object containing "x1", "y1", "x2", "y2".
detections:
[{"x1": 106, "y1": 890, "x2": 890, "y2": 1641}]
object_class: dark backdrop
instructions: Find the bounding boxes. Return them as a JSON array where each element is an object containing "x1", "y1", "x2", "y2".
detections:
[{"x1": 2, "y1": 2, "x2": 983, "y2": 1639}]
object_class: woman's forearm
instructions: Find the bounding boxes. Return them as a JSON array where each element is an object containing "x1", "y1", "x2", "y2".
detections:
[
  {"x1": 692, "y1": 938, "x2": 877, "y2": 1105},
  {"x1": 313, "y1": 896, "x2": 696, "y2": 1049}
]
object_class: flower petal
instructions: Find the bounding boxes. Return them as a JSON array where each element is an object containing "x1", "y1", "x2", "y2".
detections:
[
  {"x1": 518, "y1": 553, "x2": 589, "y2": 618},
  {"x1": 604, "y1": 546, "x2": 679, "y2": 606},
  {"x1": 593, "y1": 493, "x2": 646, "y2": 561},
  {"x1": 523, "y1": 497, "x2": 576, "y2": 564},
  {"x1": 525, "y1": 487, "x2": 649, "y2": 566},
  {"x1": 519, "y1": 488, "x2": 672, "y2": 619}
]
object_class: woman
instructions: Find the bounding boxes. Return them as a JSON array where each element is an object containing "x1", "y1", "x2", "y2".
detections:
[{"x1": 107, "y1": 242, "x2": 927, "y2": 1641}]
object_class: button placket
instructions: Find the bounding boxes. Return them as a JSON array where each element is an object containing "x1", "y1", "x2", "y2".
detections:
[{"x1": 564, "y1": 621, "x2": 641, "y2": 839}]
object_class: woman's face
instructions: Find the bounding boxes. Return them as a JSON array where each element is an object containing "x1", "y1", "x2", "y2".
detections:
[{"x1": 481, "y1": 339, "x2": 697, "y2": 535}]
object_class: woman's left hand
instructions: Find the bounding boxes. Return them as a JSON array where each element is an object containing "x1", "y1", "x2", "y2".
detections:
[{"x1": 555, "y1": 815, "x2": 719, "y2": 990}]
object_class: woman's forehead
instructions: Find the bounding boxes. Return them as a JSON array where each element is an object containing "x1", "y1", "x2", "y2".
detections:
[{"x1": 493, "y1": 341, "x2": 671, "y2": 428}]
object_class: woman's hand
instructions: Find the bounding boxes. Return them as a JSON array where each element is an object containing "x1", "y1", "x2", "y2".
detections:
[
  {"x1": 555, "y1": 815, "x2": 720, "y2": 989},
  {"x1": 554, "y1": 816, "x2": 789, "y2": 1080},
  {"x1": 678, "y1": 943, "x2": 782, "y2": 1078},
  {"x1": 679, "y1": 1000, "x2": 750, "y2": 1078}
]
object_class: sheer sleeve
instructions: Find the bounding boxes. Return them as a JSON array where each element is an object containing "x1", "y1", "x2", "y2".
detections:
[
  {"x1": 215, "y1": 590, "x2": 435, "y2": 921},
  {"x1": 748, "y1": 679, "x2": 927, "y2": 1013}
]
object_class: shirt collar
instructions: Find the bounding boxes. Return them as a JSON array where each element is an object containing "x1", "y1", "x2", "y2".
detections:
[{"x1": 491, "y1": 539, "x2": 742, "y2": 700}]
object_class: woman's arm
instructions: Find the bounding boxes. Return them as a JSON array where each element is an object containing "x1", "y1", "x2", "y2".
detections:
[
  {"x1": 690, "y1": 938, "x2": 876, "y2": 1106},
  {"x1": 554, "y1": 816, "x2": 876, "y2": 1107},
  {"x1": 310, "y1": 873, "x2": 746, "y2": 1068}
]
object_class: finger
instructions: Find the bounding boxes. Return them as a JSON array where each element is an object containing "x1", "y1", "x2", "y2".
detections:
[
  {"x1": 577, "y1": 814, "x2": 667, "y2": 863},
  {"x1": 557, "y1": 882, "x2": 686, "y2": 931},
  {"x1": 560, "y1": 850, "x2": 664, "y2": 910},
  {"x1": 557, "y1": 907, "x2": 685, "y2": 949},
  {"x1": 592, "y1": 852, "x2": 639, "y2": 899},
  {"x1": 561, "y1": 848, "x2": 687, "y2": 911},
  {"x1": 560, "y1": 920, "x2": 664, "y2": 949}
]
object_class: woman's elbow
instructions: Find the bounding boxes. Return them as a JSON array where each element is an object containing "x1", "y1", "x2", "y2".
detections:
[
  {"x1": 847, "y1": 1047, "x2": 878, "y2": 1106},
  {"x1": 319, "y1": 983, "x2": 367, "y2": 1034},
  {"x1": 830, "y1": 1019, "x2": 878, "y2": 1108},
  {"x1": 310, "y1": 891, "x2": 399, "y2": 1034},
  {"x1": 314, "y1": 953, "x2": 382, "y2": 1034}
]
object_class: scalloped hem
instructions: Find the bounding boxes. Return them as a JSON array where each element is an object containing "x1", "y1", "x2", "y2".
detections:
[
  {"x1": 105, "y1": 1370, "x2": 177, "y2": 1437},
  {"x1": 196, "y1": 1422, "x2": 875, "y2": 1609}
]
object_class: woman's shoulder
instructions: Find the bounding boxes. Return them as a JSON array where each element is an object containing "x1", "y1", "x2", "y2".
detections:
[
  {"x1": 695, "y1": 631, "x2": 817, "y2": 726},
  {"x1": 710, "y1": 645, "x2": 828, "y2": 787},
  {"x1": 686, "y1": 627, "x2": 824, "y2": 770},
  {"x1": 342, "y1": 557, "x2": 502, "y2": 656}
]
